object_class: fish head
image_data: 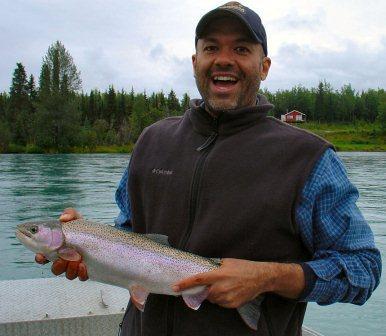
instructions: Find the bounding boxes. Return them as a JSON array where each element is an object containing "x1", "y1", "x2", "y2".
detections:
[{"x1": 16, "y1": 220, "x2": 64, "y2": 255}]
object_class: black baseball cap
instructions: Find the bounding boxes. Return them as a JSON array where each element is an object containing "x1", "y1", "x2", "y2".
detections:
[{"x1": 195, "y1": 1, "x2": 268, "y2": 56}]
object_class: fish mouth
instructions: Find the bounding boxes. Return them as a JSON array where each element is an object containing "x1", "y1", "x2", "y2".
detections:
[{"x1": 16, "y1": 225, "x2": 32, "y2": 238}]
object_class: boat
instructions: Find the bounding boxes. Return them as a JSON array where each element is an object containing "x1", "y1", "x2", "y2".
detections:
[{"x1": 0, "y1": 278, "x2": 323, "y2": 335}]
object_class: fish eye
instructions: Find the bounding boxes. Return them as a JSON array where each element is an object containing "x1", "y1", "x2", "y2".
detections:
[{"x1": 30, "y1": 226, "x2": 38, "y2": 234}]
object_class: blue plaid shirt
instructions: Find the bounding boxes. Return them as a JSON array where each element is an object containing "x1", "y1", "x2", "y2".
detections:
[{"x1": 115, "y1": 148, "x2": 381, "y2": 305}]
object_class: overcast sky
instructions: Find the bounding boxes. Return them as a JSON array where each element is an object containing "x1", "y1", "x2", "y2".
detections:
[{"x1": 1, "y1": 0, "x2": 385, "y2": 98}]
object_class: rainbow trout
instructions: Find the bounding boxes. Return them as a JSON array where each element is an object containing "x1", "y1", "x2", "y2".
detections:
[{"x1": 16, "y1": 219, "x2": 262, "y2": 330}]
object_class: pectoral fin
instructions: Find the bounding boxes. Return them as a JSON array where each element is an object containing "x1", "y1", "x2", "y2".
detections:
[
  {"x1": 182, "y1": 287, "x2": 209, "y2": 310},
  {"x1": 129, "y1": 285, "x2": 150, "y2": 312},
  {"x1": 58, "y1": 247, "x2": 81, "y2": 261},
  {"x1": 236, "y1": 295, "x2": 265, "y2": 331}
]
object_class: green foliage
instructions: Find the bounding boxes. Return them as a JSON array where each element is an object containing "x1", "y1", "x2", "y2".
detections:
[
  {"x1": 0, "y1": 121, "x2": 11, "y2": 152},
  {"x1": 181, "y1": 93, "x2": 190, "y2": 113},
  {"x1": 130, "y1": 93, "x2": 149, "y2": 142},
  {"x1": 377, "y1": 92, "x2": 386, "y2": 133},
  {"x1": 34, "y1": 96, "x2": 80, "y2": 151},
  {"x1": 2, "y1": 41, "x2": 385, "y2": 153},
  {"x1": 78, "y1": 126, "x2": 97, "y2": 150},
  {"x1": 42, "y1": 41, "x2": 82, "y2": 94},
  {"x1": 167, "y1": 89, "x2": 181, "y2": 116},
  {"x1": 0, "y1": 92, "x2": 9, "y2": 120},
  {"x1": 32, "y1": 41, "x2": 82, "y2": 152},
  {"x1": 8, "y1": 62, "x2": 34, "y2": 145},
  {"x1": 92, "y1": 119, "x2": 110, "y2": 145}
]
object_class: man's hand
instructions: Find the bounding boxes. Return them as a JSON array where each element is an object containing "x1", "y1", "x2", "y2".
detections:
[
  {"x1": 172, "y1": 258, "x2": 305, "y2": 309},
  {"x1": 35, "y1": 208, "x2": 88, "y2": 281}
]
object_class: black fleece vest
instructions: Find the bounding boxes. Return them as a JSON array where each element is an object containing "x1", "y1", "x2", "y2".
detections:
[{"x1": 122, "y1": 95, "x2": 332, "y2": 336}]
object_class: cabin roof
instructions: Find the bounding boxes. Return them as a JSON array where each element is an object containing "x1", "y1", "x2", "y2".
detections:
[{"x1": 282, "y1": 110, "x2": 306, "y2": 116}]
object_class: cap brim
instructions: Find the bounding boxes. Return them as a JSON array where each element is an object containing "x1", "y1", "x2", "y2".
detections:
[{"x1": 195, "y1": 9, "x2": 263, "y2": 45}]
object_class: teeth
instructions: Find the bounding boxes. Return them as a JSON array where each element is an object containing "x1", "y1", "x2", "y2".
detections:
[{"x1": 213, "y1": 76, "x2": 237, "y2": 81}]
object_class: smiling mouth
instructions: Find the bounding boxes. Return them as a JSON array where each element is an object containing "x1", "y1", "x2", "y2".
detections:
[{"x1": 212, "y1": 75, "x2": 238, "y2": 87}]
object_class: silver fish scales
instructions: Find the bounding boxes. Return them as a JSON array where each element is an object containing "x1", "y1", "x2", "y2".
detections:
[{"x1": 16, "y1": 219, "x2": 262, "y2": 330}]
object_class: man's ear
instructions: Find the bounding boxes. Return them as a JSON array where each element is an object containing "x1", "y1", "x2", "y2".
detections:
[
  {"x1": 192, "y1": 54, "x2": 197, "y2": 77},
  {"x1": 260, "y1": 56, "x2": 271, "y2": 81},
  {"x1": 192, "y1": 54, "x2": 197, "y2": 66}
]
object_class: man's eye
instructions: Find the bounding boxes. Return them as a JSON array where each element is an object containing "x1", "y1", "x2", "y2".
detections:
[
  {"x1": 204, "y1": 46, "x2": 217, "y2": 52},
  {"x1": 235, "y1": 47, "x2": 249, "y2": 54}
]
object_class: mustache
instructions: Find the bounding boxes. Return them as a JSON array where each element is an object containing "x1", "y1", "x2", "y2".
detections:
[{"x1": 206, "y1": 67, "x2": 245, "y2": 79}]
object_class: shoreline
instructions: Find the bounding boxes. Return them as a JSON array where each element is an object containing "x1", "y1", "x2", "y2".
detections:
[
  {"x1": 2, "y1": 122, "x2": 385, "y2": 153},
  {"x1": 3, "y1": 145, "x2": 385, "y2": 154}
]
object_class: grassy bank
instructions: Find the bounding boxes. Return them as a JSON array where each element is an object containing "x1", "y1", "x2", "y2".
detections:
[
  {"x1": 297, "y1": 122, "x2": 386, "y2": 151},
  {"x1": 2, "y1": 123, "x2": 385, "y2": 153},
  {"x1": 5, "y1": 143, "x2": 135, "y2": 154}
]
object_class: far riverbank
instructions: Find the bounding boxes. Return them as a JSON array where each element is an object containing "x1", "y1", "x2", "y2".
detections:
[
  {"x1": 297, "y1": 122, "x2": 386, "y2": 151},
  {"x1": 2, "y1": 122, "x2": 385, "y2": 153}
]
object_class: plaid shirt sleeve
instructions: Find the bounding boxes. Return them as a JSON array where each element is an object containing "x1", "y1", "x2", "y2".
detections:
[
  {"x1": 114, "y1": 164, "x2": 132, "y2": 230},
  {"x1": 297, "y1": 148, "x2": 381, "y2": 305}
]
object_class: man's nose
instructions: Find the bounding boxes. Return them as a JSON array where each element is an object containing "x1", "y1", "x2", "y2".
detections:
[{"x1": 214, "y1": 48, "x2": 235, "y2": 67}]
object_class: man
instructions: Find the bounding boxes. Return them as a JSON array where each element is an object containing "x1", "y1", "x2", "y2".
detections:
[{"x1": 36, "y1": 2, "x2": 381, "y2": 335}]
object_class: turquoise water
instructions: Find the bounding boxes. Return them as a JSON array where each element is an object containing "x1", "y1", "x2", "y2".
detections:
[{"x1": 0, "y1": 153, "x2": 384, "y2": 335}]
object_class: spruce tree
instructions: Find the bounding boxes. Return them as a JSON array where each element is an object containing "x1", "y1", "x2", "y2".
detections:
[
  {"x1": 27, "y1": 75, "x2": 37, "y2": 102},
  {"x1": 167, "y1": 89, "x2": 180, "y2": 115},
  {"x1": 180, "y1": 93, "x2": 190, "y2": 113},
  {"x1": 105, "y1": 85, "x2": 117, "y2": 125},
  {"x1": 8, "y1": 62, "x2": 31, "y2": 145}
]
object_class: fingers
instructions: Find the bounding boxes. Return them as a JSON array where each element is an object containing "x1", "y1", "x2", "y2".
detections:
[
  {"x1": 51, "y1": 258, "x2": 88, "y2": 281},
  {"x1": 66, "y1": 260, "x2": 81, "y2": 280},
  {"x1": 173, "y1": 271, "x2": 219, "y2": 292},
  {"x1": 60, "y1": 208, "x2": 82, "y2": 222},
  {"x1": 35, "y1": 253, "x2": 49, "y2": 264},
  {"x1": 51, "y1": 258, "x2": 68, "y2": 276},
  {"x1": 78, "y1": 262, "x2": 89, "y2": 281}
]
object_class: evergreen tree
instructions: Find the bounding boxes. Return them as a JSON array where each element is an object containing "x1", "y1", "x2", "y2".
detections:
[
  {"x1": 180, "y1": 93, "x2": 190, "y2": 113},
  {"x1": 34, "y1": 41, "x2": 82, "y2": 150},
  {"x1": 130, "y1": 93, "x2": 149, "y2": 141},
  {"x1": 105, "y1": 85, "x2": 117, "y2": 125},
  {"x1": 0, "y1": 92, "x2": 9, "y2": 121},
  {"x1": 117, "y1": 89, "x2": 127, "y2": 126},
  {"x1": 8, "y1": 62, "x2": 31, "y2": 144},
  {"x1": 167, "y1": 89, "x2": 181, "y2": 115},
  {"x1": 337, "y1": 85, "x2": 356, "y2": 122},
  {"x1": 27, "y1": 74, "x2": 37, "y2": 102},
  {"x1": 38, "y1": 63, "x2": 51, "y2": 98},
  {"x1": 376, "y1": 90, "x2": 386, "y2": 133},
  {"x1": 0, "y1": 120, "x2": 11, "y2": 152},
  {"x1": 362, "y1": 89, "x2": 379, "y2": 123},
  {"x1": 314, "y1": 81, "x2": 324, "y2": 122}
]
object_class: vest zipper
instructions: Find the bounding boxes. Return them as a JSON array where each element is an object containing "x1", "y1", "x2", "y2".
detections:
[
  {"x1": 179, "y1": 117, "x2": 219, "y2": 250},
  {"x1": 166, "y1": 118, "x2": 218, "y2": 336}
]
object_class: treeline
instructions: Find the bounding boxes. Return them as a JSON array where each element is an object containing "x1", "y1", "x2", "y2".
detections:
[
  {"x1": 263, "y1": 83, "x2": 385, "y2": 124},
  {"x1": 0, "y1": 41, "x2": 385, "y2": 153}
]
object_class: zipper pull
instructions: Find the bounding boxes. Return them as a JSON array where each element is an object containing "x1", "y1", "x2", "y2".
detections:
[{"x1": 196, "y1": 131, "x2": 218, "y2": 151}]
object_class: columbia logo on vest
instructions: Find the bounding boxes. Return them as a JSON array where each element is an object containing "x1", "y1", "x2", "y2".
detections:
[{"x1": 152, "y1": 168, "x2": 173, "y2": 176}]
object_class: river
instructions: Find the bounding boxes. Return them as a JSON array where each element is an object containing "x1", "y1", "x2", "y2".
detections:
[{"x1": 0, "y1": 152, "x2": 384, "y2": 335}]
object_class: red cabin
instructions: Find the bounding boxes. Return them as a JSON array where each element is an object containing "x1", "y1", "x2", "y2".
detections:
[{"x1": 281, "y1": 110, "x2": 306, "y2": 123}]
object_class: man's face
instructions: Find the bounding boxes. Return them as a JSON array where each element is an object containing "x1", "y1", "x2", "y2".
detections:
[{"x1": 193, "y1": 16, "x2": 271, "y2": 113}]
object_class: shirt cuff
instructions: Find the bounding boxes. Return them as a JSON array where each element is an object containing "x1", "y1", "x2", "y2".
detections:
[
  {"x1": 298, "y1": 262, "x2": 317, "y2": 301},
  {"x1": 114, "y1": 212, "x2": 132, "y2": 230}
]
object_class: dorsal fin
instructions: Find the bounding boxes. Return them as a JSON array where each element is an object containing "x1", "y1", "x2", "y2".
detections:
[{"x1": 145, "y1": 234, "x2": 170, "y2": 246}]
